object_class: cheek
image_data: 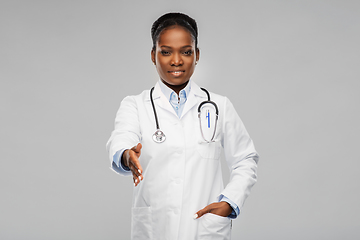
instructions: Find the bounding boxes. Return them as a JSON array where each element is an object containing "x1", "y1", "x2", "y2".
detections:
[
  {"x1": 156, "y1": 56, "x2": 167, "y2": 67},
  {"x1": 186, "y1": 59, "x2": 196, "y2": 69},
  {"x1": 156, "y1": 60, "x2": 167, "y2": 74},
  {"x1": 186, "y1": 57, "x2": 196, "y2": 65}
]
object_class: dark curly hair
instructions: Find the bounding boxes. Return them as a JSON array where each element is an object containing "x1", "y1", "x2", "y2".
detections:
[{"x1": 151, "y1": 12, "x2": 198, "y2": 50}]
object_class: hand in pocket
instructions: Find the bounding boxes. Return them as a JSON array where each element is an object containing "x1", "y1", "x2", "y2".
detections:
[{"x1": 194, "y1": 202, "x2": 233, "y2": 219}]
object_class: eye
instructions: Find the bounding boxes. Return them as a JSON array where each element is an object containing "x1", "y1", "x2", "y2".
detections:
[
  {"x1": 160, "y1": 50, "x2": 171, "y2": 56},
  {"x1": 183, "y1": 50, "x2": 193, "y2": 56}
]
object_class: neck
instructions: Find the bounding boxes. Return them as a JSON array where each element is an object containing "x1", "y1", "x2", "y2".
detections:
[{"x1": 161, "y1": 80, "x2": 189, "y2": 95}]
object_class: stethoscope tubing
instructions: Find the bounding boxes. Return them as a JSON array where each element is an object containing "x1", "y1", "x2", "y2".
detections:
[
  {"x1": 198, "y1": 88, "x2": 219, "y2": 143},
  {"x1": 150, "y1": 86, "x2": 218, "y2": 143},
  {"x1": 150, "y1": 87, "x2": 160, "y2": 130}
]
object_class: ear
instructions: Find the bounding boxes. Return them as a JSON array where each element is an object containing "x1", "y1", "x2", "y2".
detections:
[
  {"x1": 151, "y1": 49, "x2": 156, "y2": 65},
  {"x1": 196, "y1": 48, "x2": 200, "y2": 63}
]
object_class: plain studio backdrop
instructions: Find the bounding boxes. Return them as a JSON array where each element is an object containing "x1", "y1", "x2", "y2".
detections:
[{"x1": 1, "y1": 0, "x2": 359, "y2": 239}]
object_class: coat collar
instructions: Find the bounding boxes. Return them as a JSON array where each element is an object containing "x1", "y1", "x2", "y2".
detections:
[{"x1": 145, "y1": 81, "x2": 208, "y2": 118}]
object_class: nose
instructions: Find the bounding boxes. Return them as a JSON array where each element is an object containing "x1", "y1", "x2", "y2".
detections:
[{"x1": 170, "y1": 53, "x2": 183, "y2": 66}]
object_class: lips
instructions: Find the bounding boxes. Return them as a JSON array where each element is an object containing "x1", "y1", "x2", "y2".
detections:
[{"x1": 168, "y1": 70, "x2": 185, "y2": 77}]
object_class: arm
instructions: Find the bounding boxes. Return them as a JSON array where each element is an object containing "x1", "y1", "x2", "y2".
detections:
[
  {"x1": 219, "y1": 97, "x2": 259, "y2": 215},
  {"x1": 195, "y1": 97, "x2": 258, "y2": 219},
  {"x1": 106, "y1": 96, "x2": 143, "y2": 180}
]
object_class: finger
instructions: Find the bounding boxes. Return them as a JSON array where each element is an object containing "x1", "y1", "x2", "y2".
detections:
[
  {"x1": 129, "y1": 150, "x2": 143, "y2": 175},
  {"x1": 129, "y1": 160, "x2": 143, "y2": 187},
  {"x1": 129, "y1": 161, "x2": 142, "y2": 180},
  {"x1": 128, "y1": 144, "x2": 143, "y2": 186},
  {"x1": 131, "y1": 143, "x2": 143, "y2": 173},
  {"x1": 133, "y1": 174, "x2": 141, "y2": 187},
  {"x1": 129, "y1": 163, "x2": 140, "y2": 178},
  {"x1": 129, "y1": 158, "x2": 143, "y2": 176},
  {"x1": 131, "y1": 164, "x2": 143, "y2": 187}
]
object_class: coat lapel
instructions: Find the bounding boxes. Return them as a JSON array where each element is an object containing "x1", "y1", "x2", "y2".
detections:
[
  {"x1": 146, "y1": 82, "x2": 178, "y2": 118},
  {"x1": 181, "y1": 81, "x2": 208, "y2": 119}
]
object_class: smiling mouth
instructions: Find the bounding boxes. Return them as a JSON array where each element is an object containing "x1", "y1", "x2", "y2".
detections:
[{"x1": 168, "y1": 70, "x2": 185, "y2": 77}]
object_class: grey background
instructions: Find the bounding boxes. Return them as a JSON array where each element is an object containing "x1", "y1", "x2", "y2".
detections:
[{"x1": 1, "y1": 0, "x2": 359, "y2": 239}]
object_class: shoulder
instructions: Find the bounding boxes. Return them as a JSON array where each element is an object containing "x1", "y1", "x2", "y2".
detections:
[
  {"x1": 191, "y1": 81, "x2": 227, "y2": 101},
  {"x1": 208, "y1": 91, "x2": 228, "y2": 103},
  {"x1": 120, "y1": 89, "x2": 151, "y2": 104},
  {"x1": 208, "y1": 92, "x2": 235, "y2": 120},
  {"x1": 199, "y1": 88, "x2": 229, "y2": 107}
]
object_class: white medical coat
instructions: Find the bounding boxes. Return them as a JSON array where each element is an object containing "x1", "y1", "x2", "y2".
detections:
[{"x1": 106, "y1": 81, "x2": 259, "y2": 240}]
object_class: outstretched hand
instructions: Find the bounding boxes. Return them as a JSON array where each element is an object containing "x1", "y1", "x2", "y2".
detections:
[
  {"x1": 194, "y1": 202, "x2": 233, "y2": 219},
  {"x1": 122, "y1": 143, "x2": 143, "y2": 187}
]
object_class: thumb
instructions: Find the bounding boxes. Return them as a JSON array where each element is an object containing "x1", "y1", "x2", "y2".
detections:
[
  {"x1": 136, "y1": 143, "x2": 142, "y2": 152},
  {"x1": 194, "y1": 205, "x2": 210, "y2": 220},
  {"x1": 133, "y1": 143, "x2": 142, "y2": 153}
]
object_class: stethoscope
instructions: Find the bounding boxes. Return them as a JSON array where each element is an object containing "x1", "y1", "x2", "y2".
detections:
[{"x1": 150, "y1": 87, "x2": 219, "y2": 143}]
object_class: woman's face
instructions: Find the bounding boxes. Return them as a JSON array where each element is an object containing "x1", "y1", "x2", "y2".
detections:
[{"x1": 151, "y1": 26, "x2": 199, "y2": 89}]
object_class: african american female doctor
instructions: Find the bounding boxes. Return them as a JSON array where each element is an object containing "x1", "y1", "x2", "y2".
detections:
[{"x1": 106, "y1": 13, "x2": 259, "y2": 240}]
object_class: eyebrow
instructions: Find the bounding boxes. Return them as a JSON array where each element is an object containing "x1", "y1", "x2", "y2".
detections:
[{"x1": 160, "y1": 45, "x2": 193, "y2": 49}]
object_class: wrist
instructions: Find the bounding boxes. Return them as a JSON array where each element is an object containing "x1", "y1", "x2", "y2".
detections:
[
  {"x1": 121, "y1": 149, "x2": 129, "y2": 167},
  {"x1": 220, "y1": 201, "x2": 233, "y2": 216}
]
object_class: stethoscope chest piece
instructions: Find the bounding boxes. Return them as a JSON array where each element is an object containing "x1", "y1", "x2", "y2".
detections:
[{"x1": 153, "y1": 129, "x2": 166, "y2": 143}]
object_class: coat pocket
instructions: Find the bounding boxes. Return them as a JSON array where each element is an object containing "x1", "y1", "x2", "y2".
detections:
[
  {"x1": 197, "y1": 213, "x2": 231, "y2": 240},
  {"x1": 197, "y1": 140, "x2": 222, "y2": 160},
  {"x1": 131, "y1": 207, "x2": 152, "y2": 240}
]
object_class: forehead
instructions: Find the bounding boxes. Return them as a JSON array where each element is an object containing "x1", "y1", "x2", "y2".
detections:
[{"x1": 157, "y1": 26, "x2": 195, "y2": 47}]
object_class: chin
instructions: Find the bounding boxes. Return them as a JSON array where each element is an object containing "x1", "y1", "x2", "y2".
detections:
[
  {"x1": 162, "y1": 77, "x2": 185, "y2": 85},
  {"x1": 169, "y1": 80, "x2": 188, "y2": 86}
]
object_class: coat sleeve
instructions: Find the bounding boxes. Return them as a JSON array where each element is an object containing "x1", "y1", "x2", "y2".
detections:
[
  {"x1": 106, "y1": 96, "x2": 141, "y2": 176},
  {"x1": 220, "y1": 97, "x2": 259, "y2": 213}
]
